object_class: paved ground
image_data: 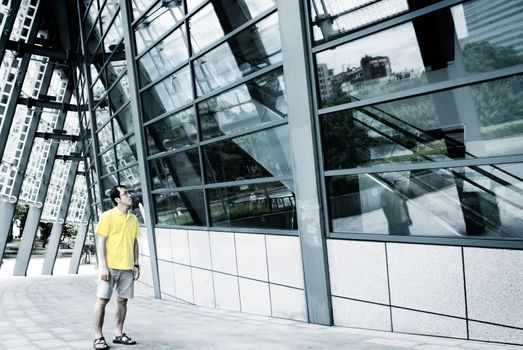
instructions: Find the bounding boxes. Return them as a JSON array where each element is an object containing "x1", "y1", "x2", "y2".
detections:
[{"x1": 0, "y1": 273, "x2": 522, "y2": 350}]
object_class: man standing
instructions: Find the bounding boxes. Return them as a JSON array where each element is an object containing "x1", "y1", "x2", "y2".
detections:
[{"x1": 93, "y1": 185, "x2": 141, "y2": 350}]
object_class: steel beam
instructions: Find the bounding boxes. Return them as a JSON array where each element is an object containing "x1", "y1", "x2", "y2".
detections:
[
  {"x1": 17, "y1": 97, "x2": 81, "y2": 112},
  {"x1": 120, "y1": 0, "x2": 161, "y2": 298},
  {"x1": 0, "y1": 0, "x2": 23, "y2": 64},
  {"x1": 276, "y1": 0, "x2": 332, "y2": 325}
]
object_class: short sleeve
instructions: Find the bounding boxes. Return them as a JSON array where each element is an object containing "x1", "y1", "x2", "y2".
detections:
[
  {"x1": 134, "y1": 216, "x2": 141, "y2": 238},
  {"x1": 95, "y1": 212, "x2": 110, "y2": 237}
]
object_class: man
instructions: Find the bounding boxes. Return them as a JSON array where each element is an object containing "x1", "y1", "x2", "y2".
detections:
[{"x1": 93, "y1": 185, "x2": 141, "y2": 350}]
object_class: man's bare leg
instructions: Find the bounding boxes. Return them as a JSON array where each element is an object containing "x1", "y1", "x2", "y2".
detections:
[
  {"x1": 94, "y1": 298, "x2": 109, "y2": 338},
  {"x1": 115, "y1": 297, "x2": 128, "y2": 336}
]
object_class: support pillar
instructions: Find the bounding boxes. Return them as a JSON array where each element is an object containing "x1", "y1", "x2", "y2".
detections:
[
  {"x1": 0, "y1": 0, "x2": 23, "y2": 64},
  {"x1": 119, "y1": 0, "x2": 161, "y2": 298},
  {"x1": 68, "y1": 212, "x2": 90, "y2": 274},
  {"x1": 42, "y1": 154, "x2": 80, "y2": 275},
  {"x1": 13, "y1": 78, "x2": 74, "y2": 276},
  {"x1": 277, "y1": 0, "x2": 332, "y2": 325},
  {"x1": 0, "y1": 68, "x2": 53, "y2": 267}
]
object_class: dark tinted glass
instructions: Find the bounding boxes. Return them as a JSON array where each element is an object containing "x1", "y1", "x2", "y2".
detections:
[
  {"x1": 315, "y1": 0, "x2": 523, "y2": 108},
  {"x1": 198, "y1": 69, "x2": 287, "y2": 140},
  {"x1": 154, "y1": 190, "x2": 206, "y2": 226},
  {"x1": 146, "y1": 108, "x2": 197, "y2": 155},
  {"x1": 321, "y1": 76, "x2": 523, "y2": 170},
  {"x1": 327, "y1": 163, "x2": 523, "y2": 238},
  {"x1": 193, "y1": 13, "x2": 281, "y2": 96},
  {"x1": 149, "y1": 148, "x2": 202, "y2": 190},
  {"x1": 208, "y1": 181, "x2": 297, "y2": 229},
  {"x1": 203, "y1": 126, "x2": 292, "y2": 184}
]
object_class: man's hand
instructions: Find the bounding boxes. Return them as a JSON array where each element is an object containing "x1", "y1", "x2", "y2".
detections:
[
  {"x1": 99, "y1": 266, "x2": 109, "y2": 281},
  {"x1": 133, "y1": 266, "x2": 140, "y2": 280}
]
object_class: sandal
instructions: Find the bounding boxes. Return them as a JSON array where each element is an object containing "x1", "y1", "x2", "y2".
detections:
[
  {"x1": 93, "y1": 337, "x2": 110, "y2": 350},
  {"x1": 112, "y1": 333, "x2": 137, "y2": 345}
]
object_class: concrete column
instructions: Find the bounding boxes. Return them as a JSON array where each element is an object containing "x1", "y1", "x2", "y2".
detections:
[
  {"x1": 68, "y1": 213, "x2": 90, "y2": 274},
  {"x1": 42, "y1": 157, "x2": 80, "y2": 275},
  {"x1": 13, "y1": 80, "x2": 74, "y2": 276}
]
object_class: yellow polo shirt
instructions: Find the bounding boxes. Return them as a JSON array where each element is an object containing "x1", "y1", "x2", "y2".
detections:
[{"x1": 95, "y1": 207, "x2": 141, "y2": 270}]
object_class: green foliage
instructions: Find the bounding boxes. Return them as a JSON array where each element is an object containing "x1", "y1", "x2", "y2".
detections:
[
  {"x1": 463, "y1": 41, "x2": 523, "y2": 73},
  {"x1": 481, "y1": 119, "x2": 523, "y2": 140}
]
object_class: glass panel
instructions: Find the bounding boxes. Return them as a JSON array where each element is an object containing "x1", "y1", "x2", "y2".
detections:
[
  {"x1": 189, "y1": 0, "x2": 275, "y2": 53},
  {"x1": 310, "y1": 0, "x2": 409, "y2": 45},
  {"x1": 141, "y1": 65, "x2": 192, "y2": 122},
  {"x1": 208, "y1": 181, "x2": 297, "y2": 229},
  {"x1": 116, "y1": 136, "x2": 137, "y2": 169},
  {"x1": 113, "y1": 105, "x2": 133, "y2": 140},
  {"x1": 198, "y1": 68, "x2": 287, "y2": 140},
  {"x1": 100, "y1": 147, "x2": 117, "y2": 175},
  {"x1": 107, "y1": 41, "x2": 127, "y2": 76},
  {"x1": 103, "y1": 13, "x2": 123, "y2": 53},
  {"x1": 134, "y1": 1, "x2": 184, "y2": 54},
  {"x1": 100, "y1": 0, "x2": 119, "y2": 34},
  {"x1": 95, "y1": 100, "x2": 110, "y2": 130},
  {"x1": 149, "y1": 148, "x2": 202, "y2": 190},
  {"x1": 321, "y1": 76, "x2": 523, "y2": 170},
  {"x1": 186, "y1": 0, "x2": 205, "y2": 12},
  {"x1": 108, "y1": 73, "x2": 130, "y2": 111},
  {"x1": 138, "y1": 26, "x2": 188, "y2": 87},
  {"x1": 145, "y1": 107, "x2": 197, "y2": 155},
  {"x1": 203, "y1": 126, "x2": 293, "y2": 184},
  {"x1": 119, "y1": 164, "x2": 141, "y2": 191},
  {"x1": 154, "y1": 190, "x2": 206, "y2": 226},
  {"x1": 328, "y1": 163, "x2": 523, "y2": 238},
  {"x1": 132, "y1": 0, "x2": 156, "y2": 20},
  {"x1": 193, "y1": 13, "x2": 281, "y2": 96},
  {"x1": 97, "y1": 122, "x2": 113, "y2": 152},
  {"x1": 316, "y1": 0, "x2": 523, "y2": 108}
]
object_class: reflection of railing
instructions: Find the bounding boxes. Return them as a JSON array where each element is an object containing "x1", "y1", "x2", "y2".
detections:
[
  {"x1": 355, "y1": 107, "x2": 523, "y2": 211},
  {"x1": 346, "y1": 99, "x2": 523, "y2": 236},
  {"x1": 353, "y1": 95, "x2": 523, "y2": 184}
]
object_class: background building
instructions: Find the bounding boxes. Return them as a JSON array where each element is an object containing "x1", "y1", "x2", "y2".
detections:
[{"x1": 0, "y1": 0, "x2": 522, "y2": 346}]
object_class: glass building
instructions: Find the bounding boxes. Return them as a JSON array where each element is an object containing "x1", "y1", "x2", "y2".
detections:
[{"x1": 0, "y1": 0, "x2": 522, "y2": 345}]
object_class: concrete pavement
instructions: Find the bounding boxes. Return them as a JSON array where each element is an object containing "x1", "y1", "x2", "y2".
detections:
[{"x1": 0, "y1": 273, "x2": 522, "y2": 350}]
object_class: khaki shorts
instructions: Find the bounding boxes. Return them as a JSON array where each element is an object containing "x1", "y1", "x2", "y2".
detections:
[{"x1": 97, "y1": 269, "x2": 135, "y2": 299}]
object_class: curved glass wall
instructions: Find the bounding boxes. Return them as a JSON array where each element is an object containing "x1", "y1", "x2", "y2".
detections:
[{"x1": 136, "y1": 0, "x2": 295, "y2": 230}]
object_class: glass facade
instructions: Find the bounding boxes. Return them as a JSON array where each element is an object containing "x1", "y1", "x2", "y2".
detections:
[
  {"x1": 73, "y1": 0, "x2": 523, "y2": 243},
  {"x1": 313, "y1": 0, "x2": 523, "y2": 242}
]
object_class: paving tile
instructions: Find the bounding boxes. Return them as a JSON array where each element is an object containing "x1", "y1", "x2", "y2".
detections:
[{"x1": 365, "y1": 338, "x2": 420, "y2": 348}]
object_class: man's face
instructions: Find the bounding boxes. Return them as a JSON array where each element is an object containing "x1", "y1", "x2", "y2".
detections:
[{"x1": 117, "y1": 187, "x2": 133, "y2": 207}]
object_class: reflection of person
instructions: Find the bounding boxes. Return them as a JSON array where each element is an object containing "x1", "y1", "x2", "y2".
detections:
[
  {"x1": 93, "y1": 185, "x2": 141, "y2": 350},
  {"x1": 380, "y1": 179, "x2": 412, "y2": 235}
]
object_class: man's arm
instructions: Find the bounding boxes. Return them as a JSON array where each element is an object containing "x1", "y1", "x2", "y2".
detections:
[
  {"x1": 133, "y1": 239, "x2": 140, "y2": 280},
  {"x1": 97, "y1": 235, "x2": 110, "y2": 281}
]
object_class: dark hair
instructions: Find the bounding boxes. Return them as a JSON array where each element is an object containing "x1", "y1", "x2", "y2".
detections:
[{"x1": 110, "y1": 185, "x2": 126, "y2": 205}]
